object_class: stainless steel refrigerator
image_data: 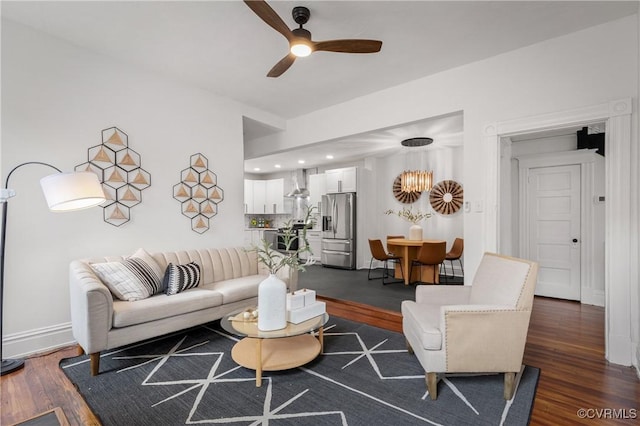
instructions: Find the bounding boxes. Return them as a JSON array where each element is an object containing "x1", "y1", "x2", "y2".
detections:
[{"x1": 321, "y1": 192, "x2": 356, "y2": 269}]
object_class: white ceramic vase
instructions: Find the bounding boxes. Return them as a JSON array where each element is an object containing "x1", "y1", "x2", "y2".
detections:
[
  {"x1": 409, "y1": 224, "x2": 423, "y2": 241},
  {"x1": 257, "y1": 273, "x2": 287, "y2": 331}
]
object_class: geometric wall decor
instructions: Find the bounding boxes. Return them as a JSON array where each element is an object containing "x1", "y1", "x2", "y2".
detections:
[
  {"x1": 429, "y1": 180, "x2": 463, "y2": 215},
  {"x1": 172, "y1": 153, "x2": 224, "y2": 234},
  {"x1": 75, "y1": 127, "x2": 151, "y2": 226}
]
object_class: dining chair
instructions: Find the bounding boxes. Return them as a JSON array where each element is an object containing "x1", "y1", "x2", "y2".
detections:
[
  {"x1": 443, "y1": 238, "x2": 464, "y2": 279},
  {"x1": 409, "y1": 241, "x2": 447, "y2": 284},
  {"x1": 368, "y1": 239, "x2": 404, "y2": 285},
  {"x1": 385, "y1": 235, "x2": 404, "y2": 255}
]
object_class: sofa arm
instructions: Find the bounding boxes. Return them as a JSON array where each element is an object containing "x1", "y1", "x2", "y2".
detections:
[
  {"x1": 69, "y1": 260, "x2": 114, "y2": 354},
  {"x1": 441, "y1": 305, "x2": 532, "y2": 372}
]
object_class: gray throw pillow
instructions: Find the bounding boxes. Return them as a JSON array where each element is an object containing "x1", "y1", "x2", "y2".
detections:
[{"x1": 91, "y1": 248, "x2": 164, "y2": 301}]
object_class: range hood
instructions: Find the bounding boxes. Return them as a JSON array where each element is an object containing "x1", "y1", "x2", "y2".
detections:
[{"x1": 286, "y1": 169, "x2": 310, "y2": 198}]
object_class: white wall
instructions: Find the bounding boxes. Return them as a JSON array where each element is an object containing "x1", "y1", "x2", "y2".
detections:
[
  {"x1": 246, "y1": 15, "x2": 639, "y2": 368},
  {"x1": 378, "y1": 147, "x2": 464, "y2": 249},
  {"x1": 2, "y1": 13, "x2": 638, "y2": 370},
  {"x1": 0, "y1": 20, "x2": 257, "y2": 357},
  {"x1": 246, "y1": 15, "x2": 638, "y2": 280}
]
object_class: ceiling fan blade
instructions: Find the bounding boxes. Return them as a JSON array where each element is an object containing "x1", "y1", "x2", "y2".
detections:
[
  {"x1": 313, "y1": 39, "x2": 382, "y2": 54},
  {"x1": 267, "y1": 53, "x2": 296, "y2": 78},
  {"x1": 244, "y1": 0, "x2": 294, "y2": 42}
]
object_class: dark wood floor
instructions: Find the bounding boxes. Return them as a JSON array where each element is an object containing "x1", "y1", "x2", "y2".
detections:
[{"x1": 2, "y1": 296, "x2": 638, "y2": 425}]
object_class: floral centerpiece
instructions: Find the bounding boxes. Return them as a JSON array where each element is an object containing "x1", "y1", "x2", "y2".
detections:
[
  {"x1": 384, "y1": 206, "x2": 431, "y2": 224},
  {"x1": 385, "y1": 206, "x2": 431, "y2": 240}
]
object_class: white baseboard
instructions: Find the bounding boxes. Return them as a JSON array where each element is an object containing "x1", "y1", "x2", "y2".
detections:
[
  {"x1": 580, "y1": 292, "x2": 605, "y2": 307},
  {"x1": 2, "y1": 322, "x2": 75, "y2": 358}
]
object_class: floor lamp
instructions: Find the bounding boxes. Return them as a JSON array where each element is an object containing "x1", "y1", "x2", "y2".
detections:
[{"x1": 1, "y1": 162, "x2": 105, "y2": 376}]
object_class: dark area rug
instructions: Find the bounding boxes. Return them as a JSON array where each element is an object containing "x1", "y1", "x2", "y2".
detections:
[{"x1": 60, "y1": 318, "x2": 538, "y2": 425}]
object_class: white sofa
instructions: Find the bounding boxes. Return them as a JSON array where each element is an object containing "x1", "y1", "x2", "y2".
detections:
[{"x1": 69, "y1": 247, "x2": 297, "y2": 375}]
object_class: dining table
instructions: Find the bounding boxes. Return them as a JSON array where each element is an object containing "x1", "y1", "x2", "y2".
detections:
[{"x1": 386, "y1": 238, "x2": 446, "y2": 285}]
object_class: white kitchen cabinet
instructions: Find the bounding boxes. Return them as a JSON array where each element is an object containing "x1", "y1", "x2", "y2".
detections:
[
  {"x1": 252, "y1": 180, "x2": 267, "y2": 214},
  {"x1": 244, "y1": 178, "x2": 285, "y2": 214},
  {"x1": 244, "y1": 229, "x2": 264, "y2": 246},
  {"x1": 244, "y1": 180, "x2": 254, "y2": 214},
  {"x1": 307, "y1": 231, "x2": 322, "y2": 262},
  {"x1": 325, "y1": 167, "x2": 356, "y2": 193},
  {"x1": 299, "y1": 230, "x2": 322, "y2": 262},
  {"x1": 308, "y1": 173, "x2": 326, "y2": 211},
  {"x1": 266, "y1": 178, "x2": 285, "y2": 214}
]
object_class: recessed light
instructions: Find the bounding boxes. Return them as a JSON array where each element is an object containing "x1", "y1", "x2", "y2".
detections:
[
  {"x1": 253, "y1": 167, "x2": 260, "y2": 171},
  {"x1": 298, "y1": 160, "x2": 305, "y2": 164},
  {"x1": 326, "y1": 154, "x2": 334, "y2": 159},
  {"x1": 274, "y1": 164, "x2": 281, "y2": 168}
]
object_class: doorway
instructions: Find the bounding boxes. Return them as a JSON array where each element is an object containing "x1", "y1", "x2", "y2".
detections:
[
  {"x1": 507, "y1": 134, "x2": 603, "y2": 304},
  {"x1": 484, "y1": 98, "x2": 635, "y2": 366}
]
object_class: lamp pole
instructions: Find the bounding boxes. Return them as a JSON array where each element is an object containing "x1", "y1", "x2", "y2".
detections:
[
  {"x1": 1, "y1": 161, "x2": 105, "y2": 376},
  {"x1": 1, "y1": 162, "x2": 64, "y2": 375}
]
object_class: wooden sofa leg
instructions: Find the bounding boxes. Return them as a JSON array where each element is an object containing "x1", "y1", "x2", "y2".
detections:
[
  {"x1": 76, "y1": 345, "x2": 85, "y2": 356},
  {"x1": 426, "y1": 372, "x2": 438, "y2": 400},
  {"x1": 90, "y1": 353, "x2": 100, "y2": 376},
  {"x1": 504, "y1": 372, "x2": 516, "y2": 400}
]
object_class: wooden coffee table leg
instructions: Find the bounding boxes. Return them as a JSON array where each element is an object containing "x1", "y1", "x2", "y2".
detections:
[
  {"x1": 256, "y1": 338, "x2": 262, "y2": 387},
  {"x1": 318, "y1": 326, "x2": 324, "y2": 352}
]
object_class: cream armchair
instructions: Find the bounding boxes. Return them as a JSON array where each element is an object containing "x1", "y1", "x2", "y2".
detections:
[{"x1": 401, "y1": 252, "x2": 538, "y2": 400}]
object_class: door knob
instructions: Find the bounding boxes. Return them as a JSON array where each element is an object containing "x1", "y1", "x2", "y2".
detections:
[{"x1": 572, "y1": 238, "x2": 578, "y2": 243}]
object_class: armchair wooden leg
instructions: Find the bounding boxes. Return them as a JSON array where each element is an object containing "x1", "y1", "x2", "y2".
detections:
[
  {"x1": 426, "y1": 372, "x2": 438, "y2": 400},
  {"x1": 90, "y1": 352, "x2": 100, "y2": 376},
  {"x1": 504, "y1": 372, "x2": 516, "y2": 400},
  {"x1": 76, "y1": 345, "x2": 85, "y2": 356}
]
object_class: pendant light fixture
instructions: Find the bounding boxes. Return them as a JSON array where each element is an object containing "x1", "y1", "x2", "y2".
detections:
[{"x1": 400, "y1": 137, "x2": 434, "y2": 193}]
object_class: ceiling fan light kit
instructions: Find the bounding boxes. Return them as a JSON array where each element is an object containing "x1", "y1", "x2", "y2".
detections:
[{"x1": 244, "y1": 0, "x2": 382, "y2": 77}]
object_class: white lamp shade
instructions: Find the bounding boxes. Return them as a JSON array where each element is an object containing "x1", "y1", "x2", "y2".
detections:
[{"x1": 40, "y1": 172, "x2": 105, "y2": 212}]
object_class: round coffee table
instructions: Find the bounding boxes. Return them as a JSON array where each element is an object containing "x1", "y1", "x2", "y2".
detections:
[{"x1": 220, "y1": 310, "x2": 329, "y2": 387}]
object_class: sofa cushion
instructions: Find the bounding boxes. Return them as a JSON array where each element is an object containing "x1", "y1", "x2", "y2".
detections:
[
  {"x1": 401, "y1": 300, "x2": 442, "y2": 350},
  {"x1": 201, "y1": 275, "x2": 262, "y2": 304},
  {"x1": 91, "y1": 248, "x2": 164, "y2": 301},
  {"x1": 163, "y1": 262, "x2": 201, "y2": 295},
  {"x1": 112, "y1": 288, "x2": 223, "y2": 328}
]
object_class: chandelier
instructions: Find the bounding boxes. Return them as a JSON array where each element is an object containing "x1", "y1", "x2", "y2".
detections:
[
  {"x1": 400, "y1": 137, "x2": 434, "y2": 193},
  {"x1": 401, "y1": 170, "x2": 433, "y2": 192}
]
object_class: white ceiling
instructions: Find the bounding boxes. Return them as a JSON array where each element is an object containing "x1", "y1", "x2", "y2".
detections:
[{"x1": 2, "y1": 1, "x2": 636, "y2": 173}]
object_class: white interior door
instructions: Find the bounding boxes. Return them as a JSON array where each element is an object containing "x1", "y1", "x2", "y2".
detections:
[{"x1": 528, "y1": 164, "x2": 581, "y2": 300}]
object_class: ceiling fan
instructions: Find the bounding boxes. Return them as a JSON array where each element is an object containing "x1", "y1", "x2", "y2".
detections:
[{"x1": 244, "y1": 0, "x2": 383, "y2": 77}]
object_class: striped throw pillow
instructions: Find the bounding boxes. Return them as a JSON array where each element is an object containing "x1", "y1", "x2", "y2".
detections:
[
  {"x1": 91, "y1": 248, "x2": 164, "y2": 301},
  {"x1": 163, "y1": 262, "x2": 201, "y2": 295}
]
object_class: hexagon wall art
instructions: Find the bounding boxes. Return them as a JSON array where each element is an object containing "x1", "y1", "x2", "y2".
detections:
[
  {"x1": 173, "y1": 153, "x2": 224, "y2": 234},
  {"x1": 75, "y1": 127, "x2": 151, "y2": 226}
]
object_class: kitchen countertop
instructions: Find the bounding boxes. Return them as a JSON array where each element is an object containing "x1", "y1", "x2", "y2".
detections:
[{"x1": 245, "y1": 227, "x2": 322, "y2": 232}]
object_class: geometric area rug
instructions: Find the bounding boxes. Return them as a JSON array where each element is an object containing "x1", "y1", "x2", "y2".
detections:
[{"x1": 60, "y1": 317, "x2": 539, "y2": 425}]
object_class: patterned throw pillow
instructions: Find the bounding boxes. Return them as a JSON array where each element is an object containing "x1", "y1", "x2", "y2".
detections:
[
  {"x1": 91, "y1": 248, "x2": 164, "y2": 301},
  {"x1": 163, "y1": 262, "x2": 201, "y2": 296}
]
